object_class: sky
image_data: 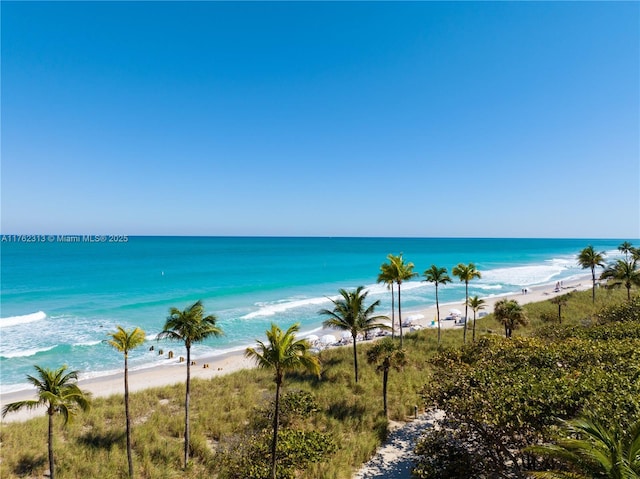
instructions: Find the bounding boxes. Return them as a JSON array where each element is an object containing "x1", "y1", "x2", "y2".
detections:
[{"x1": 1, "y1": 1, "x2": 639, "y2": 238}]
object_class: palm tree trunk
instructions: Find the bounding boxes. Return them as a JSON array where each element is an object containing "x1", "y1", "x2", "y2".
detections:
[
  {"x1": 352, "y1": 336, "x2": 359, "y2": 383},
  {"x1": 435, "y1": 285, "x2": 441, "y2": 346},
  {"x1": 382, "y1": 368, "x2": 389, "y2": 418},
  {"x1": 184, "y1": 345, "x2": 191, "y2": 469},
  {"x1": 463, "y1": 282, "x2": 469, "y2": 344},
  {"x1": 271, "y1": 377, "x2": 282, "y2": 479},
  {"x1": 591, "y1": 267, "x2": 596, "y2": 303},
  {"x1": 472, "y1": 312, "x2": 477, "y2": 342},
  {"x1": 48, "y1": 409, "x2": 55, "y2": 479},
  {"x1": 124, "y1": 354, "x2": 134, "y2": 478},
  {"x1": 397, "y1": 282, "x2": 403, "y2": 348},
  {"x1": 390, "y1": 285, "x2": 396, "y2": 339}
]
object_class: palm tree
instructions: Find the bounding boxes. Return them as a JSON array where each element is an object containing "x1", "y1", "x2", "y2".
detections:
[
  {"x1": 377, "y1": 261, "x2": 397, "y2": 339},
  {"x1": 245, "y1": 323, "x2": 320, "y2": 479},
  {"x1": 107, "y1": 326, "x2": 146, "y2": 479},
  {"x1": 600, "y1": 258, "x2": 640, "y2": 301},
  {"x1": 527, "y1": 416, "x2": 640, "y2": 478},
  {"x1": 577, "y1": 245, "x2": 606, "y2": 303},
  {"x1": 466, "y1": 295, "x2": 486, "y2": 342},
  {"x1": 2, "y1": 365, "x2": 91, "y2": 479},
  {"x1": 494, "y1": 298, "x2": 528, "y2": 338},
  {"x1": 422, "y1": 265, "x2": 451, "y2": 346},
  {"x1": 157, "y1": 300, "x2": 222, "y2": 468},
  {"x1": 319, "y1": 286, "x2": 389, "y2": 383},
  {"x1": 452, "y1": 263, "x2": 482, "y2": 344},
  {"x1": 366, "y1": 338, "x2": 407, "y2": 418},
  {"x1": 549, "y1": 293, "x2": 572, "y2": 324},
  {"x1": 388, "y1": 253, "x2": 418, "y2": 347},
  {"x1": 618, "y1": 241, "x2": 634, "y2": 261}
]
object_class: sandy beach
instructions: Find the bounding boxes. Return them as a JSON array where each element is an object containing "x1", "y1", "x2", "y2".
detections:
[{"x1": 0, "y1": 276, "x2": 591, "y2": 424}]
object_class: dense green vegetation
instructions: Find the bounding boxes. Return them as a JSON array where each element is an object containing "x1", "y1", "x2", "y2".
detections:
[
  {"x1": 414, "y1": 293, "x2": 640, "y2": 479},
  {"x1": 1, "y1": 286, "x2": 638, "y2": 478}
]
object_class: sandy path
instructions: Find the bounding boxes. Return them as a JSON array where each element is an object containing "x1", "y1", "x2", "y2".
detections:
[{"x1": 352, "y1": 411, "x2": 444, "y2": 479}]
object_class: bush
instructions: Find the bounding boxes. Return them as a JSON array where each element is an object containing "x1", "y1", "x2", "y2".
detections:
[
  {"x1": 216, "y1": 429, "x2": 336, "y2": 479},
  {"x1": 413, "y1": 421, "x2": 488, "y2": 479}
]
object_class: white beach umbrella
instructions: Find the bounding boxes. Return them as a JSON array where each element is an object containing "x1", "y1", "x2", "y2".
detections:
[
  {"x1": 449, "y1": 308, "x2": 462, "y2": 316},
  {"x1": 406, "y1": 314, "x2": 424, "y2": 322},
  {"x1": 320, "y1": 334, "x2": 337, "y2": 345},
  {"x1": 306, "y1": 334, "x2": 319, "y2": 343}
]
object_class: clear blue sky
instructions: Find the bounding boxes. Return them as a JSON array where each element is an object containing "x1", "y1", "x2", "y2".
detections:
[{"x1": 2, "y1": 1, "x2": 639, "y2": 238}]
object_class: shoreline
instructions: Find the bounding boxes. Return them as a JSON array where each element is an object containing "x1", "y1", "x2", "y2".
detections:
[{"x1": 0, "y1": 275, "x2": 592, "y2": 423}]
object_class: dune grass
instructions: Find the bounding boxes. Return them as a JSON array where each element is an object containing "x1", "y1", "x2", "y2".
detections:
[{"x1": 0, "y1": 287, "x2": 632, "y2": 479}]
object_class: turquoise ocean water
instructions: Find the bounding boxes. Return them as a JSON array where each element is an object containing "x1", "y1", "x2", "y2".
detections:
[{"x1": 0, "y1": 236, "x2": 628, "y2": 393}]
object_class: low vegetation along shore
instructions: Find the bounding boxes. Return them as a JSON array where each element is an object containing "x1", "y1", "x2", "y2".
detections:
[{"x1": 1, "y1": 246, "x2": 639, "y2": 479}]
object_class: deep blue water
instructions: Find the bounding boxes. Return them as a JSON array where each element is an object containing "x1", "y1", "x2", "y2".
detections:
[{"x1": 0, "y1": 236, "x2": 628, "y2": 392}]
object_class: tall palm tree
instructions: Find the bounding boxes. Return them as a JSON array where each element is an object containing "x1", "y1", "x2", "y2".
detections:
[
  {"x1": 366, "y1": 338, "x2": 407, "y2": 418},
  {"x1": 577, "y1": 245, "x2": 606, "y2": 303},
  {"x1": 2, "y1": 365, "x2": 91, "y2": 479},
  {"x1": 377, "y1": 261, "x2": 397, "y2": 339},
  {"x1": 157, "y1": 300, "x2": 222, "y2": 468},
  {"x1": 388, "y1": 253, "x2": 418, "y2": 347},
  {"x1": 452, "y1": 262, "x2": 482, "y2": 344},
  {"x1": 494, "y1": 298, "x2": 528, "y2": 338},
  {"x1": 319, "y1": 286, "x2": 389, "y2": 383},
  {"x1": 245, "y1": 323, "x2": 320, "y2": 479},
  {"x1": 466, "y1": 295, "x2": 486, "y2": 342},
  {"x1": 107, "y1": 326, "x2": 146, "y2": 479},
  {"x1": 527, "y1": 416, "x2": 640, "y2": 478},
  {"x1": 423, "y1": 265, "x2": 451, "y2": 346},
  {"x1": 600, "y1": 258, "x2": 640, "y2": 301}
]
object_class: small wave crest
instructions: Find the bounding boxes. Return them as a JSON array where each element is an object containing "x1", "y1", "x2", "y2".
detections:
[
  {"x1": 72, "y1": 340, "x2": 102, "y2": 348},
  {"x1": 0, "y1": 311, "x2": 47, "y2": 328},
  {"x1": 241, "y1": 296, "x2": 335, "y2": 319},
  {"x1": 1, "y1": 345, "x2": 56, "y2": 359},
  {"x1": 475, "y1": 284, "x2": 503, "y2": 291}
]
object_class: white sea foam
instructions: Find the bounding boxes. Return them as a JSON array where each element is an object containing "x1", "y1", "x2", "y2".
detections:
[
  {"x1": 480, "y1": 263, "x2": 568, "y2": 286},
  {"x1": 475, "y1": 284, "x2": 504, "y2": 291},
  {"x1": 0, "y1": 311, "x2": 47, "y2": 328},
  {"x1": 241, "y1": 296, "x2": 337, "y2": 319},
  {"x1": 0, "y1": 345, "x2": 56, "y2": 359}
]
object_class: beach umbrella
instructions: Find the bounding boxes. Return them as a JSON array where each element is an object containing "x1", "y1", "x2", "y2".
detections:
[
  {"x1": 449, "y1": 308, "x2": 462, "y2": 316},
  {"x1": 306, "y1": 334, "x2": 319, "y2": 343},
  {"x1": 406, "y1": 314, "x2": 424, "y2": 322},
  {"x1": 320, "y1": 334, "x2": 337, "y2": 345}
]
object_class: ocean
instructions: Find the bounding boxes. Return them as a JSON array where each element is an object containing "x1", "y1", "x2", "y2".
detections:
[{"x1": 0, "y1": 236, "x2": 628, "y2": 393}]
